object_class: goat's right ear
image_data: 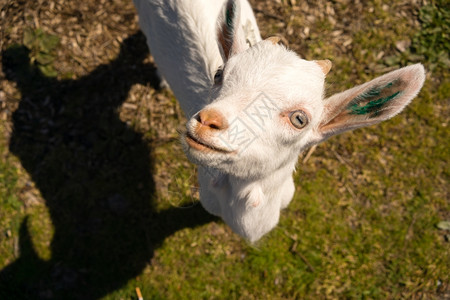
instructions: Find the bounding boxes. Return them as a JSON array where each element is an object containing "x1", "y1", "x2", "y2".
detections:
[
  {"x1": 217, "y1": 0, "x2": 247, "y2": 61},
  {"x1": 313, "y1": 64, "x2": 426, "y2": 143}
]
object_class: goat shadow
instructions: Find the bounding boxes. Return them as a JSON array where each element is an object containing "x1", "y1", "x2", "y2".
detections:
[{"x1": 0, "y1": 31, "x2": 215, "y2": 299}]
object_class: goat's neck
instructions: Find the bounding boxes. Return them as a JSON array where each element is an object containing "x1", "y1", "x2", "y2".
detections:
[
  {"x1": 199, "y1": 158, "x2": 296, "y2": 241},
  {"x1": 228, "y1": 162, "x2": 295, "y2": 206}
]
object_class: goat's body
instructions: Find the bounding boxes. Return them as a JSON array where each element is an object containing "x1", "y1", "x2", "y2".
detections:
[{"x1": 134, "y1": 0, "x2": 261, "y2": 117}]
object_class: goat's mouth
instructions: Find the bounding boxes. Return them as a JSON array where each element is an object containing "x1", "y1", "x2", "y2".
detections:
[{"x1": 185, "y1": 132, "x2": 233, "y2": 154}]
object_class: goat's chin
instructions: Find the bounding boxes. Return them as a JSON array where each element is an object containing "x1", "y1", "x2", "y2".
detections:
[
  {"x1": 185, "y1": 150, "x2": 230, "y2": 169},
  {"x1": 183, "y1": 148, "x2": 252, "y2": 179},
  {"x1": 180, "y1": 134, "x2": 284, "y2": 179},
  {"x1": 181, "y1": 139, "x2": 232, "y2": 167}
]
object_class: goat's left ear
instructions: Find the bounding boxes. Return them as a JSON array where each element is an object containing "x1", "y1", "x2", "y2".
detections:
[
  {"x1": 217, "y1": 0, "x2": 247, "y2": 61},
  {"x1": 314, "y1": 64, "x2": 426, "y2": 142}
]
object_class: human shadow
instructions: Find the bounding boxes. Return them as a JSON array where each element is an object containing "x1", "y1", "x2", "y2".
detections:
[{"x1": 0, "y1": 31, "x2": 215, "y2": 299}]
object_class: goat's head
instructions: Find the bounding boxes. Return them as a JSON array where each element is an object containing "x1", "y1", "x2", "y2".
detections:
[{"x1": 182, "y1": 0, "x2": 425, "y2": 183}]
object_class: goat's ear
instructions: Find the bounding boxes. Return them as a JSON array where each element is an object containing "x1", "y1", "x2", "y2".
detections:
[
  {"x1": 314, "y1": 64, "x2": 425, "y2": 142},
  {"x1": 217, "y1": 0, "x2": 247, "y2": 61}
]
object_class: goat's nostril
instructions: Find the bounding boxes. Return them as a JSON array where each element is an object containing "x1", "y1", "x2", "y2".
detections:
[{"x1": 197, "y1": 109, "x2": 228, "y2": 130}]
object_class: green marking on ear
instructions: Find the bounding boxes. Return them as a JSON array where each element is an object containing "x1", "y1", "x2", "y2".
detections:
[
  {"x1": 225, "y1": 1, "x2": 236, "y2": 32},
  {"x1": 347, "y1": 81, "x2": 402, "y2": 117},
  {"x1": 348, "y1": 91, "x2": 401, "y2": 116}
]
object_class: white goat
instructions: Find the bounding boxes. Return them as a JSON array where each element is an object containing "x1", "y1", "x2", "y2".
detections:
[{"x1": 133, "y1": 0, "x2": 426, "y2": 242}]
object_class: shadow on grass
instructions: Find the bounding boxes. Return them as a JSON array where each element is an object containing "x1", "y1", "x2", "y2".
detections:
[{"x1": 0, "y1": 31, "x2": 215, "y2": 299}]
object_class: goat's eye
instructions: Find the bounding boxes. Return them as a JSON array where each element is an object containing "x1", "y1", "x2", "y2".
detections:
[
  {"x1": 214, "y1": 67, "x2": 224, "y2": 85},
  {"x1": 289, "y1": 110, "x2": 308, "y2": 129}
]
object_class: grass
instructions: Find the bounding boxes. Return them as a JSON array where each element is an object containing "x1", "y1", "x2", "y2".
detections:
[
  {"x1": 0, "y1": 0, "x2": 449, "y2": 299},
  {"x1": 0, "y1": 124, "x2": 23, "y2": 268}
]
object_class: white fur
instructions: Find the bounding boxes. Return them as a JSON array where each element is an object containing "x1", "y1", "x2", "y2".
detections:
[
  {"x1": 134, "y1": 0, "x2": 426, "y2": 242},
  {"x1": 133, "y1": 0, "x2": 261, "y2": 116}
]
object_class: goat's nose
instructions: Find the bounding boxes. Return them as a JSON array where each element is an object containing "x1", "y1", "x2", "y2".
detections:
[{"x1": 196, "y1": 109, "x2": 228, "y2": 130}]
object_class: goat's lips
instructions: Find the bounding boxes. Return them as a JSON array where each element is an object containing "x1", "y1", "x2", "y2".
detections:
[{"x1": 185, "y1": 133, "x2": 231, "y2": 153}]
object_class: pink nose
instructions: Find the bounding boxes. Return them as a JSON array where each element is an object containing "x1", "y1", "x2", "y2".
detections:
[{"x1": 196, "y1": 109, "x2": 228, "y2": 130}]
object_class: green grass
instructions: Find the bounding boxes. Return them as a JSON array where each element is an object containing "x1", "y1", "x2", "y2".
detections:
[
  {"x1": 0, "y1": 125, "x2": 24, "y2": 268},
  {"x1": 0, "y1": 0, "x2": 449, "y2": 299}
]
